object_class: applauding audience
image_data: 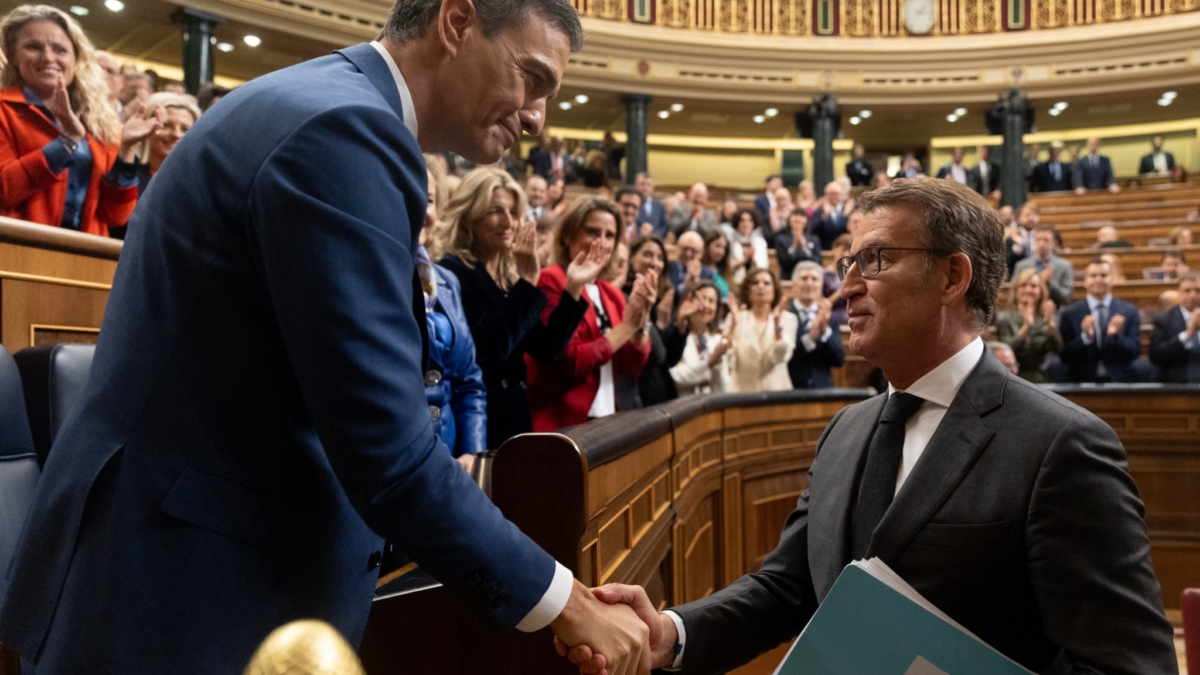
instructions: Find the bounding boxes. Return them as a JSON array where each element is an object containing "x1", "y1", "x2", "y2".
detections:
[
  {"x1": 1060, "y1": 258, "x2": 1141, "y2": 383},
  {"x1": 773, "y1": 208, "x2": 822, "y2": 281},
  {"x1": 670, "y1": 281, "x2": 731, "y2": 396},
  {"x1": 1149, "y1": 273, "x2": 1200, "y2": 383},
  {"x1": 785, "y1": 262, "x2": 844, "y2": 389},
  {"x1": 726, "y1": 269, "x2": 795, "y2": 392},
  {"x1": 994, "y1": 269, "x2": 1062, "y2": 383},
  {"x1": 0, "y1": 5, "x2": 160, "y2": 237}
]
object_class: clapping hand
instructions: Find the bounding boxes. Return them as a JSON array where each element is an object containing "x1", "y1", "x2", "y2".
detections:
[
  {"x1": 810, "y1": 298, "x2": 832, "y2": 339},
  {"x1": 513, "y1": 221, "x2": 542, "y2": 287},
  {"x1": 675, "y1": 291, "x2": 698, "y2": 332},
  {"x1": 119, "y1": 102, "x2": 167, "y2": 156},
  {"x1": 655, "y1": 286, "x2": 675, "y2": 331},
  {"x1": 1187, "y1": 310, "x2": 1200, "y2": 340},
  {"x1": 46, "y1": 74, "x2": 86, "y2": 142},
  {"x1": 639, "y1": 222, "x2": 653, "y2": 237},
  {"x1": 556, "y1": 584, "x2": 673, "y2": 674},
  {"x1": 1080, "y1": 314, "x2": 1095, "y2": 339},
  {"x1": 1106, "y1": 313, "x2": 1125, "y2": 337},
  {"x1": 566, "y1": 238, "x2": 613, "y2": 300},
  {"x1": 1040, "y1": 300, "x2": 1056, "y2": 327},
  {"x1": 684, "y1": 259, "x2": 701, "y2": 286}
]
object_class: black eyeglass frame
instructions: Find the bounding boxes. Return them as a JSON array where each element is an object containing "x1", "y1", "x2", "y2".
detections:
[{"x1": 835, "y1": 246, "x2": 955, "y2": 281}]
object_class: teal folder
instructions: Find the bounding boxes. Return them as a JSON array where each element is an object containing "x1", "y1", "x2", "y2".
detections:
[{"x1": 774, "y1": 559, "x2": 1034, "y2": 675}]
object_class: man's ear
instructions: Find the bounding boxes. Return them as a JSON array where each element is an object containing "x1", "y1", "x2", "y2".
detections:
[
  {"x1": 942, "y1": 252, "x2": 973, "y2": 308},
  {"x1": 437, "y1": 0, "x2": 477, "y2": 59}
]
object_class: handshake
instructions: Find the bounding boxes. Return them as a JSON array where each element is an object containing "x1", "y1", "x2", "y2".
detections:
[{"x1": 550, "y1": 579, "x2": 677, "y2": 675}]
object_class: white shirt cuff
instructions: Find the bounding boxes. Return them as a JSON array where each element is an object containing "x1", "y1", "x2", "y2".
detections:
[
  {"x1": 1081, "y1": 332, "x2": 1095, "y2": 346},
  {"x1": 515, "y1": 561, "x2": 573, "y2": 632},
  {"x1": 1179, "y1": 331, "x2": 1195, "y2": 349},
  {"x1": 662, "y1": 609, "x2": 687, "y2": 671},
  {"x1": 799, "y1": 328, "x2": 830, "y2": 353}
]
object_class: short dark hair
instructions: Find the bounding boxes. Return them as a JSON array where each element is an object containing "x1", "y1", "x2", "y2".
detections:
[
  {"x1": 737, "y1": 268, "x2": 781, "y2": 309},
  {"x1": 615, "y1": 186, "x2": 642, "y2": 205},
  {"x1": 855, "y1": 176, "x2": 1006, "y2": 330},
  {"x1": 196, "y1": 82, "x2": 231, "y2": 112},
  {"x1": 1033, "y1": 225, "x2": 1057, "y2": 236},
  {"x1": 1163, "y1": 248, "x2": 1186, "y2": 263},
  {"x1": 765, "y1": 174, "x2": 781, "y2": 184},
  {"x1": 380, "y1": 0, "x2": 584, "y2": 51},
  {"x1": 731, "y1": 208, "x2": 763, "y2": 232}
]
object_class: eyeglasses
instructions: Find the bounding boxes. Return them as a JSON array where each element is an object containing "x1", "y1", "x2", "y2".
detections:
[{"x1": 836, "y1": 246, "x2": 953, "y2": 281}]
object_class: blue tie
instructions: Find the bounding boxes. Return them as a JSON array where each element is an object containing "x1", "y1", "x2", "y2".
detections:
[{"x1": 1096, "y1": 303, "x2": 1108, "y2": 348}]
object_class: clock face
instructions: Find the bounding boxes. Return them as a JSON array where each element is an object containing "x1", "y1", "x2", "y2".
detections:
[{"x1": 905, "y1": 0, "x2": 936, "y2": 34}]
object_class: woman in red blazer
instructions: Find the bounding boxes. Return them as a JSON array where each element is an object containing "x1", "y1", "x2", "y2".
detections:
[
  {"x1": 0, "y1": 5, "x2": 161, "y2": 237},
  {"x1": 526, "y1": 196, "x2": 657, "y2": 431}
]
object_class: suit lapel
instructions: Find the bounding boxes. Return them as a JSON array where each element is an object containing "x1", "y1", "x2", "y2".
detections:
[
  {"x1": 335, "y1": 43, "x2": 406, "y2": 124},
  {"x1": 868, "y1": 353, "x2": 1006, "y2": 564},
  {"x1": 808, "y1": 394, "x2": 886, "y2": 598}
]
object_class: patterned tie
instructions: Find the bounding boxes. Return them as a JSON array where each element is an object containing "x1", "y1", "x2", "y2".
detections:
[{"x1": 851, "y1": 392, "x2": 926, "y2": 559}]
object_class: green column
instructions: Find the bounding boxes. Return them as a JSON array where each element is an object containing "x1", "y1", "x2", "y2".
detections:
[
  {"x1": 621, "y1": 94, "x2": 651, "y2": 183},
  {"x1": 174, "y1": 8, "x2": 224, "y2": 96},
  {"x1": 999, "y1": 89, "x2": 1028, "y2": 208},
  {"x1": 806, "y1": 94, "x2": 839, "y2": 191}
]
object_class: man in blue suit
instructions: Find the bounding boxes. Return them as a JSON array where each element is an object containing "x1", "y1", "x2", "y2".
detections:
[
  {"x1": 635, "y1": 171, "x2": 669, "y2": 239},
  {"x1": 1060, "y1": 258, "x2": 1142, "y2": 383},
  {"x1": 785, "y1": 262, "x2": 844, "y2": 388},
  {"x1": 1074, "y1": 137, "x2": 1121, "y2": 194},
  {"x1": 753, "y1": 174, "x2": 782, "y2": 217},
  {"x1": 0, "y1": 1, "x2": 649, "y2": 673}
]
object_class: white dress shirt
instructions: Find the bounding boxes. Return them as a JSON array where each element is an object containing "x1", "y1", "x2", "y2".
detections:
[
  {"x1": 372, "y1": 39, "x2": 572, "y2": 634},
  {"x1": 1178, "y1": 305, "x2": 1195, "y2": 348},
  {"x1": 792, "y1": 299, "x2": 832, "y2": 353}
]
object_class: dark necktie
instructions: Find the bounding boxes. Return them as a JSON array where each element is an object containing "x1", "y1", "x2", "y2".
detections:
[
  {"x1": 851, "y1": 392, "x2": 925, "y2": 560},
  {"x1": 1096, "y1": 303, "x2": 1108, "y2": 349}
]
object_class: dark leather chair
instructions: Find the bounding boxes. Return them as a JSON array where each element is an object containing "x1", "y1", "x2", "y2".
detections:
[
  {"x1": 0, "y1": 345, "x2": 38, "y2": 608},
  {"x1": 14, "y1": 344, "x2": 96, "y2": 469}
]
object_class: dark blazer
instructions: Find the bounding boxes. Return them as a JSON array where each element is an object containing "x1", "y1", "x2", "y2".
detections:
[
  {"x1": 969, "y1": 161, "x2": 1002, "y2": 195},
  {"x1": 1059, "y1": 297, "x2": 1142, "y2": 383},
  {"x1": 784, "y1": 307, "x2": 844, "y2": 389},
  {"x1": 1075, "y1": 155, "x2": 1116, "y2": 190},
  {"x1": 935, "y1": 163, "x2": 975, "y2": 191},
  {"x1": 439, "y1": 254, "x2": 587, "y2": 448},
  {"x1": 753, "y1": 194, "x2": 772, "y2": 217},
  {"x1": 845, "y1": 159, "x2": 873, "y2": 187},
  {"x1": 638, "y1": 196, "x2": 669, "y2": 239},
  {"x1": 0, "y1": 44, "x2": 561, "y2": 674},
  {"x1": 669, "y1": 351, "x2": 1176, "y2": 675},
  {"x1": 666, "y1": 259, "x2": 715, "y2": 296},
  {"x1": 1030, "y1": 160, "x2": 1073, "y2": 192},
  {"x1": 1139, "y1": 152, "x2": 1175, "y2": 175},
  {"x1": 810, "y1": 204, "x2": 850, "y2": 251},
  {"x1": 1149, "y1": 306, "x2": 1199, "y2": 383},
  {"x1": 772, "y1": 232, "x2": 822, "y2": 282}
]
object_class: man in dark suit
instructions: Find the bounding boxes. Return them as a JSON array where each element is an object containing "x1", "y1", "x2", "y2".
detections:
[
  {"x1": 844, "y1": 143, "x2": 873, "y2": 187},
  {"x1": 634, "y1": 172, "x2": 668, "y2": 239},
  {"x1": 563, "y1": 177, "x2": 1175, "y2": 675},
  {"x1": 666, "y1": 231, "x2": 714, "y2": 296},
  {"x1": 1074, "y1": 137, "x2": 1121, "y2": 194},
  {"x1": 667, "y1": 182, "x2": 719, "y2": 240},
  {"x1": 529, "y1": 135, "x2": 572, "y2": 183},
  {"x1": 1060, "y1": 258, "x2": 1142, "y2": 383},
  {"x1": 1138, "y1": 135, "x2": 1176, "y2": 175},
  {"x1": 1149, "y1": 273, "x2": 1200, "y2": 383},
  {"x1": 1030, "y1": 141, "x2": 1073, "y2": 192},
  {"x1": 970, "y1": 145, "x2": 1001, "y2": 199},
  {"x1": 0, "y1": 2, "x2": 652, "y2": 674},
  {"x1": 935, "y1": 146, "x2": 972, "y2": 188},
  {"x1": 753, "y1": 174, "x2": 782, "y2": 217},
  {"x1": 786, "y1": 262, "x2": 844, "y2": 388}
]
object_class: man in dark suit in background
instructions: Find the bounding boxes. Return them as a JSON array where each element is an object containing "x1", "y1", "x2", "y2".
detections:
[
  {"x1": 936, "y1": 146, "x2": 972, "y2": 188},
  {"x1": 563, "y1": 177, "x2": 1175, "y2": 675},
  {"x1": 668, "y1": 182, "x2": 719, "y2": 240},
  {"x1": 1075, "y1": 137, "x2": 1121, "y2": 194},
  {"x1": 1030, "y1": 141, "x2": 1072, "y2": 192},
  {"x1": 845, "y1": 143, "x2": 873, "y2": 187},
  {"x1": 1150, "y1": 273, "x2": 1200, "y2": 383},
  {"x1": 634, "y1": 172, "x2": 669, "y2": 239},
  {"x1": 786, "y1": 262, "x2": 844, "y2": 388},
  {"x1": 754, "y1": 174, "x2": 782, "y2": 217},
  {"x1": 970, "y1": 145, "x2": 1001, "y2": 199},
  {"x1": 0, "y1": 1, "x2": 652, "y2": 673},
  {"x1": 1138, "y1": 135, "x2": 1176, "y2": 175},
  {"x1": 1060, "y1": 259, "x2": 1142, "y2": 383}
]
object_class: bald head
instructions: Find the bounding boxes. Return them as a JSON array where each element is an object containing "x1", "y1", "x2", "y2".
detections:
[
  {"x1": 677, "y1": 231, "x2": 704, "y2": 263},
  {"x1": 688, "y1": 182, "x2": 709, "y2": 206}
]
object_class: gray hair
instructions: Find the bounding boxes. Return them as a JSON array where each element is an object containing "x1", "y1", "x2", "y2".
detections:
[
  {"x1": 856, "y1": 176, "x2": 1006, "y2": 330},
  {"x1": 380, "y1": 0, "x2": 583, "y2": 51},
  {"x1": 792, "y1": 260, "x2": 824, "y2": 281}
]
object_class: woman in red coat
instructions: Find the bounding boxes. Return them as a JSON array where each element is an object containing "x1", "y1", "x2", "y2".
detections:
[
  {"x1": 526, "y1": 195, "x2": 657, "y2": 431},
  {"x1": 0, "y1": 5, "x2": 162, "y2": 237}
]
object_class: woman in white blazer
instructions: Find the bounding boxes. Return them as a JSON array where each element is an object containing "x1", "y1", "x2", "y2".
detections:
[{"x1": 727, "y1": 268, "x2": 796, "y2": 392}]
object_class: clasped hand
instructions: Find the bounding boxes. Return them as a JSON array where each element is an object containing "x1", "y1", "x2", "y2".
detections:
[{"x1": 554, "y1": 583, "x2": 676, "y2": 675}]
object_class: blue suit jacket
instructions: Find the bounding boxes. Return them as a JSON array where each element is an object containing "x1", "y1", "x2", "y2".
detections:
[
  {"x1": 1059, "y1": 297, "x2": 1141, "y2": 383},
  {"x1": 1074, "y1": 155, "x2": 1116, "y2": 190},
  {"x1": 0, "y1": 43, "x2": 555, "y2": 673},
  {"x1": 638, "y1": 196, "x2": 669, "y2": 239},
  {"x1": 753, "y1": 194, "x2": 771, "y2": 217},
  {"x1": 785, "y1": 306, "x2": 845, "y2": 389}
]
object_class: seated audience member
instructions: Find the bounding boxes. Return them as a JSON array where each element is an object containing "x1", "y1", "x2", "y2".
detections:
[
  {"x1": 1099, "y1": 252, "x2": 1127, "y2": 283},
  {"x1": 724, "y1": 208, "x2": 769, "y2": 286},
  {"x1": 545, "y1": 176, "x2": 569, "y2": 219},
  {"x1": 526, "y1": 196, "x2": 654, "y2": 430},
  {"x1": 773, "y1": 208, "x2": 822, "y2": 281},
  {"x1": 765, "y1": 185, "x2": 794, "y2": 244},
  {"x1": 420, "y1": 162, "x2": 485, "y2": 473},
  {"x1": 971, "y1": 145, "x2": 1001, "y2": 199},
  {"x1": 871, "y1": 171, "x2": 890, "y2": 189},
  {"x1": 435, "y1": 169, "x2": 596, "y2": 448},
  {"x1": 995, "y1": 269, "x2": 1063, "y2": 383},
  {"x1": 727, "y1": 268, "x2": 796, "y2": 392},
  {"x1": 603, "y1": 240, "x2": 629, "y2": 285},
  {"x1": 1074, "y1": 137, "x2": 1120, "y2": 194},
  {"x1": 634, "y1": 172, "x2": 669, "y2": 239},
  {"x1": 988, "y1": 340, "x2": 1020, "y2": 375},
  {"x1": 1005, "y1": 201, "x2": 1039, "y2": 273},
  {"x1": 1094, "y1": 225, "x2": 1133, "y2": 249},
  {"x1": 94, "y1": 50, "x2": 122, "y2": 113},
  {"x1": 614, "y1": 186, "x2": 643, "y2": 241},
  {"x1": 1030, "y1": 140, "x2": 1072, "y2": 192},
  {"x1": 1171, "y1": 165, "x2": 1189, "y2": 184},
  {"x1": 667, "y1": 230, "x2": 714, "y2": 296},
  {"x1": 528, "y1": 134, "x2": 570, "y2": 183},
  {"x1": 702, "y1": 229, "x2": 734, "y2": 299},
  {"x1": 1149, "y1": 272, "x2": 1200, "y2": 383},
  {"x1": 1159, "y1": 289, "x2": 1180, "y2": 313},
  {"x1": 1138, "y1": 135, "x2": 1175, "y2": 175},
  {"x1": 811, "y1": 181, "x2": 851, "y2": 250},
  {"x1": 795, "y1": 179, "x2": 817, "y2": 212},
  {"x1": 623, "y1": 235, "x2": 686, "y2": 408},
  {"x1": 1169, "y1": 225, "x2": 1194, "y2": 246},
  {"x1": 1151, "y1": 249, "x2": 1190, "y2": 281},
  {"x1": 669, "y1": 281, "x2": 731, "y2": 396},
  {"x1": 524, "y1": 174, "x2": 550, "y2": 222},
  {"x1": 845, "y1": 142, "x2": 873, "y2": 187},
  {"x1": 823, "y1": 233, "x2": 852, "y2": 325},
  {"x1": 196, "y1": 82, "x2": 231, "y2": 113},
  {"x1": 753, "y1": 174, "x2": 782, "y2": 217},
  {"x1": 718, "y1": 199, "x2": 738, "y2": 226},
  {"x1": 786, "y1": 262, "x2": 844, "y2": 389},
  {"x1": 1011, "y1": 226, "x2": 1072, "y2": 307},
  {"x1": 0, "y1": 6, "x2": 162, "y2": 237},
  {"x1": 1060, "y1": 258, "x2": 1141, "y2": 383},
  {"x1": 668, "y1": 182, "x2": 718, "y2": 240},
  {"x1": 936, "y1": 146, "x2": 971, "y2": 186}
]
